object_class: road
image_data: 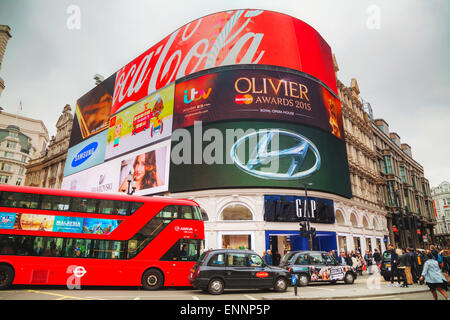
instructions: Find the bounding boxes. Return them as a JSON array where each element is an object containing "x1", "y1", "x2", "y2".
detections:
[{"x1": 0, "y1": 276, "x2": 444, "y2": 300}]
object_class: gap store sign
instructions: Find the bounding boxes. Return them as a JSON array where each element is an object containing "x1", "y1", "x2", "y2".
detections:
[{"x1": 64, "y1": 130, "x2": 107, "y2": 177}]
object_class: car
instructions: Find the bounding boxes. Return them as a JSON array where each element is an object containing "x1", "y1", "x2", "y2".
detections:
[
  {"x1": 188, "y1": 249, "x2": 290, "y2": 295},
  {"x1": 379, "y1": 250, "x2": 392, "y2": 281},
  {"x1": 279, "y1": 250, "x2": 357, "y2": 286}
]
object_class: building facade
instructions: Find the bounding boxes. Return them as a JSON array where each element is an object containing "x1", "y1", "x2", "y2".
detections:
[
  {"x1": 0, "y1": 25, "x2": 12, "y2": 97},
  {"x1": 372, "y1": 119, "x2": 435, "y2": 249},
  {"x1": 0, "y1": 110, "x2": 49, "y2": 186},
  {"x1": 25, "y1": 105, "x2": 73, "y2": 189},
  {"x1": 431, "y1": 181, "x2": 450, "y2": 246}
]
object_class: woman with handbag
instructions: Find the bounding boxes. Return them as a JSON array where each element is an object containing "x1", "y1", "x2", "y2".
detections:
[{"x1": 419, "y1": 252, "x2": 448, "y2": 300}]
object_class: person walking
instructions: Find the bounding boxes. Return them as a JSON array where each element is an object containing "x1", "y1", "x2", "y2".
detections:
[
  {"x1": 373, "y1": 248, "x2": 382, "y2": 267},
  {"x1": 264, "y1": 250, "x2": 273, "y2": 265},
  {"x1": 419, "y1": 252, "x2": 448, "y2": 300},
  {"x1": 399, "y1": 248, "x2": 411, "y2": 287},
  {"x1": 407, "y1": 248, "x2": 418, "y2": 284},
  {"x1": 364, "y1": 251, "x2": 374, "y2": 275},
  {"x1": 389, "y1": 246, "x2": 401, "y2": 287}
]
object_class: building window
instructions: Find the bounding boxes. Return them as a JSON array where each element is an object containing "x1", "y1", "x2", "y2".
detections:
[
  {"x1": 220, "y1": 203, "x2": 253, "y2": 220},
  {"x1": 15, "y1": 178, "x2": 22, "y2": 186},
  {"x1": 9, "y1": 132, "x2": 18, "y2": 138},
  {"x1": 0, "y1": 175, "x2": 9, "y2": 184},
  {"x1": 6, "y1": 141, "x2": 16, "y2": 149},
  {"x1": 383, "y1": 156, "x2": 393, "y2": 174},
  {"x1": 1, "y1": 163, "x2": 11, "y2": 172},
  {"x1": 4, "y1": 152, "x2": 14, "y2": 159}
]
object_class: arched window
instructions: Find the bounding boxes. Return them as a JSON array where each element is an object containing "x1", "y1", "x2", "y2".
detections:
[
  {"x1": 220, "y1": 203, "x2": 253, "y2": 221},
  {"x1": 362, "y1": 216, "x2": 369, "y2": 228},
  {"x1": 335, "y1": 209, "x2": 345, "y2": 225},
  {"x1": 350, "y1": 213, "x2": 358, "y2": 227}
]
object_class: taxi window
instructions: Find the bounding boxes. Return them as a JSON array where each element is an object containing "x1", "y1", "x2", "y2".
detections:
[
  {"x1": 207, "y1": 253, "x2": 225, "y2": 266},
  {"x1": 248, "y1": 254, "x2": 263, "y2": 267},
  {"x1": 322, "y1": 253, "x2": 336, "y2": 265},
  {"x1": 227, "y1": 253, "x2": 247, "y2": 267},
  {"x1": 309, "y1": 253, "x2": 324, "y2": 265},
  {"x1": 294, "y1": 253, "x2": 309, "y2": 265}
]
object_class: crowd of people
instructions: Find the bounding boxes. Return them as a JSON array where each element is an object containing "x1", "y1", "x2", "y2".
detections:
[{"x1": 333, "y1": 244, "x2": 449, "y2": 300}]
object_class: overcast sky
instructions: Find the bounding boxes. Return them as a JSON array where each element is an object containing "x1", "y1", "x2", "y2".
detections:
[{"x1": 0, "y1": 0, "x2": 448, "y2": 187}]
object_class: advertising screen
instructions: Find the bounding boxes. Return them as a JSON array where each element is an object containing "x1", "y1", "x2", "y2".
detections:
[
  {"x1": 264, "y1": 195, "x2": 335, "y2": 224},
  {"x1": 173, "y1": 68, "x2": 343, "y2": 140},
  {"x1": 169, "y1": 121, "x2": 352, "y2": 198},
  {"x1": 110, "y1": 9, "x2": 337, "y2": 115},
  {"x1": 64, "y1": 130, "x2": 108, "y2": 177},
  {"x1": 62, "y1": 140, "x2": 170, "y2": 196},
  {"x1": 0, "y1": 212, "x2": 121, "y2": 235},
  {"x1": 105, "y1": 84, "x2": 174, "y2": 160},
  {"x1": 69, "y1": 74, "x2": 116, "y2": 147}
]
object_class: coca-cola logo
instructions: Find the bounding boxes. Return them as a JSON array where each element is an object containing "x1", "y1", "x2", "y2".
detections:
[{"x1": 111, "y1": 9, "x2": 266, "y2": 114}]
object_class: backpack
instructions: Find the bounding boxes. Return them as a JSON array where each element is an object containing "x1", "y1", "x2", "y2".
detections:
[{"x1": 437, "y1": 253, "x2": 443, "y2": 264}]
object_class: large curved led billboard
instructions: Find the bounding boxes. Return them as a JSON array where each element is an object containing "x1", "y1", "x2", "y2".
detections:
[
  {"x1": 63, "y1": 9, "x2": 350, "y2": 199},
  {"x1": 169, "y1": 120, "x2": 351, "y2": 198},
  {"x1": 111, "y1": 9, "x2": 338, "y2": 115}
]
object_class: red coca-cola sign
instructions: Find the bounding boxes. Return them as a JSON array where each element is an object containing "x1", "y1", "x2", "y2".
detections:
[{"x1": 111, "y1": 9, "x2": 337, "y2": 115}]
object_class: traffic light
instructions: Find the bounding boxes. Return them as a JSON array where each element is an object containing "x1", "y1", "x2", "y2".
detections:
[
  {"x1": 310, "y1": 227, "x2": 316, "y2": 238},
  {"x1": 299, "y1": 221, "x2": 307, "y2": 238}
]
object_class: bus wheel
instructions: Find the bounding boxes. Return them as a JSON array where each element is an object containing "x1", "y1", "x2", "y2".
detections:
[
  {"x1": 142, "y1": 269, "x2": 164, "y2": 290},
  {"x1": 0, "y1": 265, "x2": 14, "y2": 290}
]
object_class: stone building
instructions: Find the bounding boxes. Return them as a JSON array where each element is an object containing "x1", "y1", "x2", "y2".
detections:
[
  {"x1": 372, "y1": 119, "x2": 435, "y2": 248},
  {"x1": 0, "y1": 110, "x2": 49, "y2": 186},
  {"x1": 431, "y1": 181, "x2": 450, "y2": 246},
  {"x1": 25, "y1": 105, "x2": 73, "y2": 189}
]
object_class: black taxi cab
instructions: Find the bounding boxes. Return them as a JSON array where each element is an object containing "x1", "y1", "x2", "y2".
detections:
[
  {"x1": 188, "y1": 249, "x2": 289, "y2": 295},
  {"x1": 280, "y1": 250, "x2": 357, "y2": 286}
]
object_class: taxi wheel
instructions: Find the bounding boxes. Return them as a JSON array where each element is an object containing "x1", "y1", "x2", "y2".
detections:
[
  {"x1": 142, "y1": 269, "x2": 164, "y2": 290},
  {"x1": 208, "y1": 278, "x2": 224, "y2": 295},
  {"x1": 344, "y1": 272, "x2": 355, "y2": 284},
  {"x1": 297, "y1": 274, "x2": 309, "y2": 287},
  {"x1": 0, "y1": 265, "x2": 14, "y2": 290},
  {"x1": 274, "y1": 277, "x2": 288, "y2": 292}
]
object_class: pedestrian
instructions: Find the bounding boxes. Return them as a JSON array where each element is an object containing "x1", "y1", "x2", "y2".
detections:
[
  {"x1": 355, "y1": 253, "x2": 363, "y2": 276},
  {"x1": 398, "y1": 248, "x2": 411, "y2": 287},
  {"x1": 264, "y1": 250, "x2": 272, "y2": 265},
  {"x1": 419, "y1": 252, "x2": 448, "y2": 300},
  {"x1": 373, "y1": 248, "x2": 382, "y2": 267},
  {"x1": 364, "y1": 250, "x2": 374, "y2": 275},
  {"x1": 407, "y1": 248, "x2": 418, "y2": 284},
  {"x1": 388, "y1": 245, "x2": 401, "y2": 287},
  {"x1": 338, "y1": 251, "x2": 347, "y2": 265},
  {"x1": 272, "y1": 250, "x2": 281, "y2": 266}
]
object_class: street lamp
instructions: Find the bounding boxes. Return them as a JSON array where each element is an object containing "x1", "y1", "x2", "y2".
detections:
[
  {"x1": 300, "y1": 182, "x2": 314, "y2": 250},
  {"x1": 121, "y1": 171, "x2": 137, "y2": 195}
]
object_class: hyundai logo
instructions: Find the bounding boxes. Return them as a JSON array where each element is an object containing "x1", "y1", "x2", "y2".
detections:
[
  {"x1": 71, "y1": 142, "x2": 98, "y2": 168},
  {"x1": 230, "y1": 129, "x2": 321, "y2": 180}
]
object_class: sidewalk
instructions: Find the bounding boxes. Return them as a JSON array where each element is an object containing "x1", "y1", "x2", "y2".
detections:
[{"x1": 263, "y1": 274, "x2": 429, "y2": 300}]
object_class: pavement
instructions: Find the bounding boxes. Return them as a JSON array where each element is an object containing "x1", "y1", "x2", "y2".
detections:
[{"x1": 262, "y1": 273, "x2": 430, "y2": 300}]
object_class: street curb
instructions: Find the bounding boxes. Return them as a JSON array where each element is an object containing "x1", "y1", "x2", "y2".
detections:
[{"x1": 262, "y1": 287, "x2": 429, "y2": 300}]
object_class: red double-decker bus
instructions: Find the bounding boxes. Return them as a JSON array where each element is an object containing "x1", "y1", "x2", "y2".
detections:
[
  {"x1": 132, "y1": 109, "x2": 154, "y2": 135},
  {"x1": 0, "y1": 185, "x2": 204, "y2": 290}
]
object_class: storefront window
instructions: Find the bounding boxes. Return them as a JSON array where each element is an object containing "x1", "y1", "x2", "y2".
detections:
[{"x1": 222, "y1": 234, "x2": 251, "y2": 249}]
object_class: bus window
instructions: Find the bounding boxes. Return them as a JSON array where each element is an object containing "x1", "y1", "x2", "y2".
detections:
[
  {"x1": 33, "y1": 237, "x2": 45, "y2": 255},
  {"x1": 64, "y1": 238, "x2": 91, "y2": 258},
  {"x1": 98, "y1": 200, "x2": 129, "y2": 215},
  {"x1": 41, "y1": 195, "x2": 70, "y2": 211},
  {"x1": 130, "y1": 202, "x2": 143, "y2": 215},
  {"x1": 158, "y1": 205, "x2": 178, "y2": 219},
  {"x1": 42, "y1": 237, "x2": 63, "y2": 257},
  {"x1": 179, "y1": 206, "x2": 193, "y2": 219},
  {"x1": 160, "y1": 239, "x2": 202, "y2": 262},
  {"x1": 193, "y1": 206, "x2": 203, "y2": 220},
  {"x1": 0, "y1": 191, "x2": 40, "y2": 209},
  {"x1": 72, "y1": 198, "x2": 98, "y2": 213},
  {"x1": 93, "y1": 240, "x2": 124, "y2": 259}
]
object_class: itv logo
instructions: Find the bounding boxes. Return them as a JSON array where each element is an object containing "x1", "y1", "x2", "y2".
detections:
[{"x1": 183, "y1": 87, "x2": 212, "y2": 104}]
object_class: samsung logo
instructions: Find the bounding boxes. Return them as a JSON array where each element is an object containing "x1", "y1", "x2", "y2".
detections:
[{"x1": 71, "y1": 142, "x2": 98, "y2": 168}]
